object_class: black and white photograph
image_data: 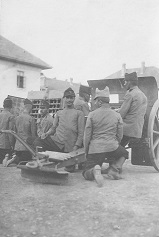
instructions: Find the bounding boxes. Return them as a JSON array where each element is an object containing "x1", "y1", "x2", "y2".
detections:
[{"x1": 0, "y1": 0, "x2": 159, "y2": 236}]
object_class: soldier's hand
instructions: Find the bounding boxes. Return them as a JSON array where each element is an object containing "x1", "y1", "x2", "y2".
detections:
[
  {"x1": 73, "y1": 145, "x2": 79, "y2": 151},
  {"x1": 41, "y1": 133, "x2": 47, "y2": 139}
]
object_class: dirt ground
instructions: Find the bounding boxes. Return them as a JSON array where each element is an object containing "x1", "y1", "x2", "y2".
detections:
[{"x1": 1, "y1": 159, "x2": 159, "y2": 237}]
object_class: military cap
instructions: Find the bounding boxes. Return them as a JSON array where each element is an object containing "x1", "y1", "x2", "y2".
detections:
[
  {"x1": 3, "y1": 97, "x2": 12, "y2": 108},
  {"x1": 125, "y1": 72, "x2": 138, "y2": 81},
  {"x1": 24, "y1": 98, "x2": 32, "y2": 105},
  {"x1": 94, "y1": 86, "x2": 110, "y2": 100},
  {"x1": 79, "y1": 85, "x2": 92, "y2": 95},
  {"x1": 63, "y1": 87, "x2": 75, "y2": 98}
]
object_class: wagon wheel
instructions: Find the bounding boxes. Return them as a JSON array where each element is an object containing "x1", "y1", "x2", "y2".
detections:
[{"x1": 147, "y1": 99, "x2": 159, "y2": 172}]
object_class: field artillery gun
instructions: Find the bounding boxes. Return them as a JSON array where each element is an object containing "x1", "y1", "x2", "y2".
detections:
[{"x1": 0, "y1": 130, "x2": 85, "y2": 185}]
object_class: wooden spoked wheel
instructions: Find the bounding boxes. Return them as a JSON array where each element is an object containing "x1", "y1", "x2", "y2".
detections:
[{"x1": 148, "y1": 100, "x2": 159, "y2": 171}]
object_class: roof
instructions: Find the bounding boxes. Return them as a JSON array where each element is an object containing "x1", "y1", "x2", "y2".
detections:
[
  {"x1": 0, "y1": 35, "x2": 52, "y2": 70},
  {"x1": 41, "y1": 77, "x2": 80, "y2": 94},
  {"x1": 88, "y1": 66, "x2": 159, "y2": 88},
  {"x1": 105, "y1": 66, "x2": 159, "y2": 80}
]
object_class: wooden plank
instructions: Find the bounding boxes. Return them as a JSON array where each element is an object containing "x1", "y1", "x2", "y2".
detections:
[
  {"x1": 57, "y1": 153, "x2": 86, "y2": 168},
  {"x1": 38, "y1": 148, "x2": 85, "y2": 162},
  {"x1": 38, "y1": 151, "x2": 71, "y2": 161}
]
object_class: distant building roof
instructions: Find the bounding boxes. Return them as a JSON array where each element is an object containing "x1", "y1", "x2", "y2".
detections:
[
  {"x1": 88, "y1": 62, "x2": 159, "y2": 88},
  {"x1": 0, "y1": 35, "x2": 52, "y2": 70},
  {"x1": 106, "y1": 62, "x2": 159, "y2": 80},
  {"x1": 28, "y1": 76, "x2": 82, "y2": 100},
  {"x1": 41, "y1": 76, "x2": 81, "y2": 94}
]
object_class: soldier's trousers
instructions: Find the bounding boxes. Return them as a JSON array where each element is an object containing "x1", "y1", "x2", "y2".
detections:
[
  {"x1": 33, "y1": 136, "x2": 64, "y2": 152},
  {"x1": 82, "y1": 145, "x2": 128, "y2": 181}
]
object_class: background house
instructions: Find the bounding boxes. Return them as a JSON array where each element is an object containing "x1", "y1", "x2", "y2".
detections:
[
  {"x1": 40, "y1": 74, "x2": 80, "y2": 93},
  {"x1": 28, "y1": 74, "x2": 81, "y2": 102},
  {"x1": 28, "y1": 74, "x2": 82, "y2": 101},
  {"x1": 0, "y1": 35, "x2": 52, "y2": 107}
]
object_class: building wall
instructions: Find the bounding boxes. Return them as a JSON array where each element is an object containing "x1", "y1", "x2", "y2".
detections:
[
  {"x1": 0, "y1": 59, "x2": 41, "y2": 107},
  {"x1": 40, "y1": 76, "x2": 80, "y2": 95}
]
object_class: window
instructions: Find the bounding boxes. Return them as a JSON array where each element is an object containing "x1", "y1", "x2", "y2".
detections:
[{"x1": 17, "y1": 71, "x2": 25, "y2": 88}]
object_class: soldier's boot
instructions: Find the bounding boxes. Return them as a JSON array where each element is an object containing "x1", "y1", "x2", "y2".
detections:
[
  {"x1": 107, "y1": 156, "x2": 126, "y2": 180},
  {"x1": 2, "y1": 153, "x2": 10, "y2": 167},
  {"x1": 93, "y1": 165, "x2": 104, "y2": 187},
  {"x1": 107, "y1": 166, "x2": 122, "y2": 180},
  {"x1": 101, "y1": 162, "x2": 109, "y2": 174}
]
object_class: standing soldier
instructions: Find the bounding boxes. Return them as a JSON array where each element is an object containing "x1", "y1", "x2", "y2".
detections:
[
  {"x1": 74, "y1": 84, "x2": 92, "y2": 170},
  {"x1": 14, "y1": 98, "x2": 37, "y2": 163},
  {"x1": 119, "y1": 72, "x2": 147, "y2": 147},
  {"x1": 34, "y1": 100, "x2": 54, "y2": 149},
  {"x1": 74, "y1": 85, "x2": 91, "y2": 117},
  {"x1": 0, "y1": 97, "x2": 15, "y2": 163}
]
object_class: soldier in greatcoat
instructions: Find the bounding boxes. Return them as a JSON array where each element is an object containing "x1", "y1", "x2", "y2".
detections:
[
  {"x1": 119, "y1": 72, "x2": 147, "y2": 147},
  {"x1": 14, "y1": 98, "x2": 37, "y2": 163},
  {"x1": 0, "y1": 97, "x2": 15, "y2": 163},
  {"x1": 34, "y1": 100, "x2": 54, "y2": 149},
  {"x1": 74, "y1": 85, "x2": 91, "y2": 117}
]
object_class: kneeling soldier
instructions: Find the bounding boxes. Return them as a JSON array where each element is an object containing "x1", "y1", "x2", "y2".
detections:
[{"x1": 82, "y1": 86, "x2": 128, "y2": 187}]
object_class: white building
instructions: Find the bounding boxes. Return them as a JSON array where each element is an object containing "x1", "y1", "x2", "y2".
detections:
[{"x1": 0, "y1": 35, "x2": 52, "y2": 107}]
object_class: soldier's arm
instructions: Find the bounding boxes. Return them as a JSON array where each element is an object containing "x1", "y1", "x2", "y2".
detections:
[
  {"x1": 31, "y1": 117, "x2": 37, "y2": 140},
  {"x1": 82, "y1": 103, "x2": 90, "y2": 116},
  {"x1": 119, "y1": 93, "x2": 133, "y2": 118},
  {"x1": 116, "y1": 115, "x2": 123, "y2": 143},
  {"x1": 84, "y1": 113, "x2": 92, "y2": 155},
  {"x1": 8, "y1": 116, "x2": 16, "y2": 147},
  {"x1": 45, "y1": 113, "x2": 59, "y2": 137},
  {"x1": 74, "y1": 111, "x2": 85, "y2": 149},
  {"x1": 43, "y1": 117, "x2": 54, "y2": 133}
]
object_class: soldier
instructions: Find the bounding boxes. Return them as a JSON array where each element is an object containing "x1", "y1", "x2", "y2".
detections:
[
  {"x1": 82, "y1": 87, "x2": 128, "y2": 187},
  {"x1": 39, "y1": 87, "x2": 85, "y2": 156},
  {"x1": 74, "y1": 85, "x2": 91, "y2": 117},
  {"x1": 37, "y1": 88, "x2": 85, "y2": 172},
  {"x1": 34, "y1": 100, "x2": 54, "y2": 149},
  {"x1": 119, "y1": 72, "x2": 147, "y2": 147},
  {"x1": 74, "y1": 84, "x2": 92, "y2": 170},
  {"x1": 14, "y1": 98, "x2": 37, "y2": 163},
  {"x1": 0, "y1": 97, "x2": 15, "y2": 163}
]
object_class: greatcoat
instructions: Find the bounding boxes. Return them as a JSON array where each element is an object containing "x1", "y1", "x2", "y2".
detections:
[{"x1": 119, "y1": 86, "x2": 147, "y2": 138}]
